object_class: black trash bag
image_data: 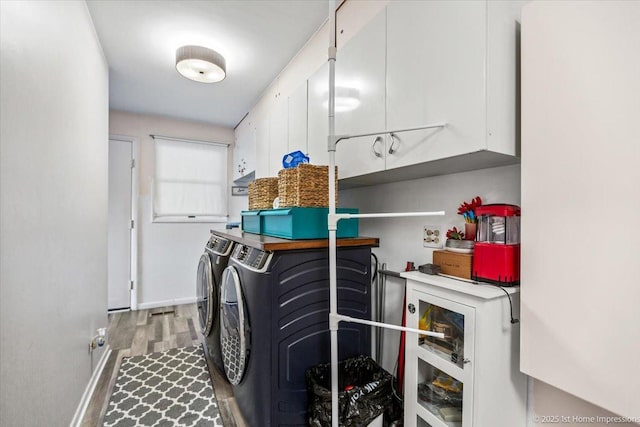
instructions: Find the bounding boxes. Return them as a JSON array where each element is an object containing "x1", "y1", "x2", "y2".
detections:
[
  {"x1": 384, "y1": 391, "x2": 404, "y2": 427},
  {"x1": 306, "y1": 355, "x2": 394, "y2": 427}
]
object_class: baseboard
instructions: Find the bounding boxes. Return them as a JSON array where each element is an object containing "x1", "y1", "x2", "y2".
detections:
[
  {"x1": 137, "y1": 297, "x2": 197, "y2": 310},
  {"x1": 70, "y1": 345, "x2": 112, "y2": 427}
]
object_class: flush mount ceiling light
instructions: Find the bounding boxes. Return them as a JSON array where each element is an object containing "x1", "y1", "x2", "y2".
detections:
[{"x1": 176, "y1": 45, "x2": 226, "y2": 83}]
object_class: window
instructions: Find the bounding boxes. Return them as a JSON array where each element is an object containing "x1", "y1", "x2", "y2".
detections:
[{"x1": 152, "y1": 136, "x2": 228, "y2": 222}]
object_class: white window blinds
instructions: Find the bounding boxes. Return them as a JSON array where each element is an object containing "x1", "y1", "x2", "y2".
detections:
[{"x1": 153, "y1": 136, "x2": 228, "y2": 221}]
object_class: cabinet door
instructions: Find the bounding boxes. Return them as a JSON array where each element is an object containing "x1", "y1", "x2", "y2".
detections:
[
  {"x1": 306, "y1": 62, "x2": 330, "y2": 166},
  {"x1": 233, "y1": 118, "x2": 255, "y2": 181},
  {"x1": 405, "y1": 288, "x2": 475, "y2": 427},
  {"x1": 334, "y1": 8, "x2": 386, "y2": 179},
  {"x1": 254, "y1": 117, "x2": 269, "y2": 178},
  {"x1": 386, "y1": 1, "x2": 486, "y2": 171},
  {"x1": 307, "y1": 8, "x2": 386, "y2": 176},
  {"x1": 288, "y1": 81, "x2": 308, "y2": 155},
  {"x1": 486, "y1": 0, "x2": 526, "y2": 155},
  {"x1": 268, "y1": 95, "x2": 289, "y2": 176},
  {"x1": 521, "y1": 2, "x2": 640, "y2": 419}
]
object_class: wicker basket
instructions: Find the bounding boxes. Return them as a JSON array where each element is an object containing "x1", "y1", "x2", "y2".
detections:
[
  {"x1": 248, "y1": 177, "x2": 279, "y2": 210},
  {"x1": 278, "y1": 163, "x2": 338, "y2": 208}
]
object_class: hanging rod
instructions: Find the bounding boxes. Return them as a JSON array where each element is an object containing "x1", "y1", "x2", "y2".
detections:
[
  {"x1": 378, "y1": 269, "x2": 402, "y2": 278},
  {"x1": 330, "y1": 313, "x2": 445, "y2": 338},
  {"x1": 330, "y1": 122, "x2": 446, "y2": 149},
  {"x1": 350, "y1": 211, "x2": 445, "y2": 218},
  {"x1": 328, "y1": 211, "x2": 445, "y2": 228}
]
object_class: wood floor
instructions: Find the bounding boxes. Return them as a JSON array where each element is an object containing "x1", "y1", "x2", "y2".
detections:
[{"x1": 81, "y1": 303, "x2": 247, "y2": 427}]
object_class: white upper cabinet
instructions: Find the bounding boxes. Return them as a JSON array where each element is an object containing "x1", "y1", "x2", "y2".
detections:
[
  {"x1": 307, "y1": 62, "x2": 330, "y2": 167},
  {"x1": 255, "y1": 94, "x2": 289, "y2": 179},
  {"x1": 386, "y1": 1, "x2": 487, "y2": 170},
  {"x1": 288, "y1": 81, "x2": 308, "y2": 155},
  {"x1": 233, "y1": 117, "x2": 256, "y2": 182},
  {"x1": 486, "y1": 0, "x2": 526, "y2": 155},
  {"x1": 254, "y1": 116, "x2": 270, "y2": 178},
  {"x1": 334, "y1": 8, "x2": 386, "y2": 179},
  {"x1": 307, "y1": 8, "x2": 386, "y2": 177},
  {"x1": 253, "y1": 1, "x2": 524, "y2": 185},
  {"x1": 268, "y1": 94, "x2": 289, "y2": 177},
  {"x1": 342, "y1": 0, "x2": 522, "y2": 187}
]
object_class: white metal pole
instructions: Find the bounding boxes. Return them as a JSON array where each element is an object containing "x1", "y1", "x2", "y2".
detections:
[
  {"x1": 326, "y1": 1, "x2": 339, "y2": 426},
  {"x1": 324, "y1": 3, "x2": 447, "y2": 425}
]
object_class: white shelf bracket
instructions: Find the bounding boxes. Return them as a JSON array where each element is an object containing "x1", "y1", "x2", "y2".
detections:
[{"x1": 328, "y1": 312, "x2": 341, "y2": 331}]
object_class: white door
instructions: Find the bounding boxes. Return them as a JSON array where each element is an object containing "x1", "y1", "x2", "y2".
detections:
[{"x1": 108, "y1": 139, "x2": 132, "y2": 310}]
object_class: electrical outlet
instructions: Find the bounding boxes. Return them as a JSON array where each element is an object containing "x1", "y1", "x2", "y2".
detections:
[{"x1": 423, "y1": 225, "x2": 443, "y2": 248}]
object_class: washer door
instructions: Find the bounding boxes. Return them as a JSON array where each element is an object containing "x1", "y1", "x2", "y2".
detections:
[
  {"x1": 196, "y1": 253, "x2": 214, "y2": 336},
  {"x1": 220, "y1": 266, "x2": 249, "y2": 385}
]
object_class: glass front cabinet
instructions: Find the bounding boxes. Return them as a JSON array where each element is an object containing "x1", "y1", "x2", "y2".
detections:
[{"x1": 401, "y1": 272, "x2": 527, "y2": 427}]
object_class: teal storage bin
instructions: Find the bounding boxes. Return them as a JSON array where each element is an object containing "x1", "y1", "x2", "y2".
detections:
[
  {"x1": 241, "y1": 210, "x2": 261, "y2": 234},
  {"x1": 260, "y1": 207, "x2": 359, "y2": 240}
]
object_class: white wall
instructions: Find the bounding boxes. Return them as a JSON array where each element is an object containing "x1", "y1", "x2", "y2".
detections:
[
  {"x1": 0, "y1": 1, "x2": 109, "y2": 425},
  {"x1": 533, "y1": 380, "x2": 638, "y2": 427},
  {"x1": 340, "y1": 164, "x2": 521, "y2": 372},
  {"x1": 109, "y1": 111, "x2": 235, "y2": 308}
]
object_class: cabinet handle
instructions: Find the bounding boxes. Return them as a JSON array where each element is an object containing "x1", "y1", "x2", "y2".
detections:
[
  {"x1": 372, "y1": 136, "x2": 383, "y2": 158},
  {"x1": 407, "y1": 303, "x2": 415, "y2": 314},
  {"x1": 388, "y1": 132, "x2": 399, "y2": 154},
  {"x1": 463, "y1": 358, "x2": 471, "y2": 364}
]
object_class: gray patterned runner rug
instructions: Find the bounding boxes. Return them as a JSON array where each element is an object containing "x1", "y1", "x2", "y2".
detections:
[{"x1": 103, "y1": 345, "x2": 223, "y2": 426}]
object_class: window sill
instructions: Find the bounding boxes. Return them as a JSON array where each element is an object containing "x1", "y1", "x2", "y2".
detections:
[{"x1": 152, "y1": 216, "x2": 228, "y2": 224}]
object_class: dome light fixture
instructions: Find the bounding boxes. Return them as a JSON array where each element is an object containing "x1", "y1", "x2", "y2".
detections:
[{"x1": 175, "y1": 45, "x2": 226, "y2": 83}]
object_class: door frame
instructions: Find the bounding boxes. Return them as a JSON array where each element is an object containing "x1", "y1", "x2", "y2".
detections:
[{"x1": 109, "y1": 134, "x2": 139, "y2": 311}]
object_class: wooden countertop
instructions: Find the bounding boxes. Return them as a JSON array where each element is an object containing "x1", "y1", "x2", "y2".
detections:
[{"x1": 212, "y1": 229, "x2": 379, "y2": 251}]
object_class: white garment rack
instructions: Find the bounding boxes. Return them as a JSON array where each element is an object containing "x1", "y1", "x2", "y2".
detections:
[{"x1": 325, "y1": 2, "x2": 447, "y2": 426}]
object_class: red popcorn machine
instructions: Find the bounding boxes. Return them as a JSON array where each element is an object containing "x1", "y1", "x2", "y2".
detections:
[{"x1": 472, "y1": 204, "x2": 521, "y2": 286}]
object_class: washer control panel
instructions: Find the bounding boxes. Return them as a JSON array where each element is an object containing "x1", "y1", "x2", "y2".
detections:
[
  {"x1": 232, "y1": 245, "x2": 271, "y2": 272},
  {"x1": 207, "y1": 236, "x2": 233, "y2": 256}
]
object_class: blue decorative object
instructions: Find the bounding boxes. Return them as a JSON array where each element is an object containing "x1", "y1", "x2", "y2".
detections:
[
  {"x1": 282, "y1": 150, "x2": 310, "y2": 169},
  {"x1": 241, "y1": 211, "x2": 261, "y2": 234}
]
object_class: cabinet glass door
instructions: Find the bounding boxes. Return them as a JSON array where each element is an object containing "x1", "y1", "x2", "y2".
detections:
[
  {"x1": 418, "y1": 299, "x2": 466, "y2": 368},
  {"x1": 417, "y1": 359, "x2": 463, "y2": 427},
  {"x1": 407, "y1": 289, "x2": 475, "y2": 427}
]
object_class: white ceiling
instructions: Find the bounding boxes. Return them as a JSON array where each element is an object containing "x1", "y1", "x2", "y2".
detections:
[{"x1": 86, "y1": 0, "x2": 330, "y2": 128}]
